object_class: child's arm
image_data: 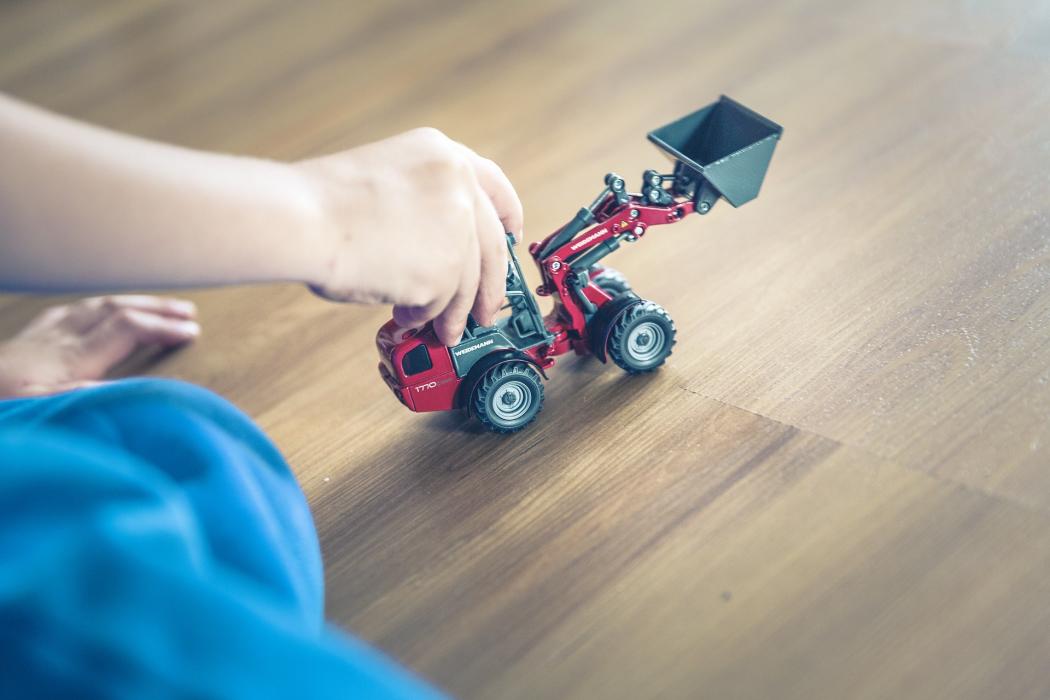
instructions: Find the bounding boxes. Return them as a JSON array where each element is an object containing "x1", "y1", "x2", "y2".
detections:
[{"x1": 0, "y1": 93, "x2": 522, "y2": 346}]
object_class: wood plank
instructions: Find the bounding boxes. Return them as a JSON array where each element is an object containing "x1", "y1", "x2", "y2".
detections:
[
  {"x1": 301, "y1": 381, "x2": 1050, "y2": 699},
  {"x1": 479, "y1": 432, "x2": 1050, "y2": 700}
]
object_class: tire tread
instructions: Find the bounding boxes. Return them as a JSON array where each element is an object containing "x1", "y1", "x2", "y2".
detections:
[
  {"x1": 608, "y1": 301, "x2": 676, "y2": 374},
  {"x1": 472, "y1": 361, "x2": 545, "y2": 433}
]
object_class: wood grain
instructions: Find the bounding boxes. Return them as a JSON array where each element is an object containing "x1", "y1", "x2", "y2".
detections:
[{"x1": 3, "y1": 1, "x2": 1050, "y2": 698}]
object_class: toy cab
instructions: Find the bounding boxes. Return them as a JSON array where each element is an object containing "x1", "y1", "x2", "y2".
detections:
[
  {"x1": 376, "y1": 321, "x2": 459, "y2": 412},
  {"x1": 376, "y1": 311, "x2": 549, "y2": 414},
  {"x1": 376, "y1": 233, "x2": 554, "y2": 419}
]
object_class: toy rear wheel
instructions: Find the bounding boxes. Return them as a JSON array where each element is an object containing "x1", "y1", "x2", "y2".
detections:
[
  {"x1": 472, "y1": 361, "x2": 544, "y2": 433},
  {"x1": 590, "y1": 265, "x2": 632, "y2": 298},
  {"x1": 608, "y1": 301, "x2": 676, "y2": 374}
]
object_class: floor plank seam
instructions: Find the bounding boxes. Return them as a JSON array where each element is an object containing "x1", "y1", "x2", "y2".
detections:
[
  {"x1": 674, "y1": 381, "x2": 846, "y2": 446},
  {"x1": 675, "y1": 383, "x2": 1050, "y2": 520}
]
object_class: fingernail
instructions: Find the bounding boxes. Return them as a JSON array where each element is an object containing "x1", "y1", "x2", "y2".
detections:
[
  {"x1": 174, "y1": 300, "x2": 197, "y2": 316},
  {"x1": 184, "y1": 321, "x2": 202, "y2": 336}
]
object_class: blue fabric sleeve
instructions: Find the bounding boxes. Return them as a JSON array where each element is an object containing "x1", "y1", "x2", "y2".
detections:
[{"x1": 0, "y1": 379, "x2": 445, "y2": 699}]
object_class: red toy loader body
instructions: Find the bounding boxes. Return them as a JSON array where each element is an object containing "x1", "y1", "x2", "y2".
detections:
[{"x1": 376, "y1": 96, "x2": 782, "y2": 432}]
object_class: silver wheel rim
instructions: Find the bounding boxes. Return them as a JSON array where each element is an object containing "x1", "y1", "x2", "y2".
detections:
[
  {"x1": 491, "y1": 379, "x2": 532, "y2": 422},
  {"x1": 626, "y1": 321, "x2": 666, "y2": 364}
]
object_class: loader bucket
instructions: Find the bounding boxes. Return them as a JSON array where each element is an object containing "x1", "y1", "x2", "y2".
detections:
[{"x1": 648, "y1": 96, "x2": 782, "y2": 208}]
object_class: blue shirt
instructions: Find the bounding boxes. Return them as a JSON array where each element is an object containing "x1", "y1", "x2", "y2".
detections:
[{"x1": 0, "y1": 379, "x2": 444, "y2": 699}]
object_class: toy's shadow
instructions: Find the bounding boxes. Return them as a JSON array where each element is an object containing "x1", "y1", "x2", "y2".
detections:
[{"x1": 316, "y1": 359, "x2": 669, "y2": 607}]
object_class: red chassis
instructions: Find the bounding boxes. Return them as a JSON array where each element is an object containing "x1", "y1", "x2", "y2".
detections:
[{"x1": 376, "y1": 96, "x2": 783, "y2": 432}]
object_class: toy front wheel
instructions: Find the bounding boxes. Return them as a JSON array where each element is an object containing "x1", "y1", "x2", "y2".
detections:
[
  {"x1": 608, "y1": 301, "x2": 677, "y2": 374},
  {"x1": 471, "y1": 361, "x2": 545, "y2": 433}
]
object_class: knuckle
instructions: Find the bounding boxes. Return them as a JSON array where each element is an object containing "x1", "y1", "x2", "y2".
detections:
[
  {"x1": 432, "y1": 151, "x2": 472, "y2": 185},
  {"x1": 444, "y1": 192, "x2": 476, "y2": 225},
  {"x1": 478, "y1": 156, "x2": 504, "y2": 179},
  {"x1": 410, "y1": 126, "x2": 449, "y2": 144},
  {"x1": 412, "y1": 135, "x2": 470, "y2": 180}
]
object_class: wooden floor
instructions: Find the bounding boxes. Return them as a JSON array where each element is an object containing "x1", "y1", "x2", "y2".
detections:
[{"x1": 3, "y1": 1, "x2": 1050, "y2": 697}]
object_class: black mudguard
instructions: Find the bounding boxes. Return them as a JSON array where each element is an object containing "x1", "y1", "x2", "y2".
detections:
[
  {"x1": 587, "y1": 292, "x2": 643, "y2": 363},
  {"x1": 456, "y1": 349, "x2": 548, "y2": 411}
]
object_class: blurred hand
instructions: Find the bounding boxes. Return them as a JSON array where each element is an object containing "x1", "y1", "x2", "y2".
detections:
[
  {"x1": 298, "y1": 127, "x2": 523, "y2": 345},
  {"x1": 0, "y1": 295, "x2": 199, "y2": 398}
]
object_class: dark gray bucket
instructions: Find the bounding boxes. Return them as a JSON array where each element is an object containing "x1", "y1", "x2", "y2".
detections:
[{"x1": 648, "y1": 96, "x2": 782, "y2": 208}]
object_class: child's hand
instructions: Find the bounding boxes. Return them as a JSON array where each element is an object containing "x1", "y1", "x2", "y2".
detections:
[
  {"x1": 298, "y1": 128, "x2": 523, "y2": 346},
  {"x1": 1, "y1": 95, "x2": 523, "y2": 348},
  {"x1": 0, "y1": 296, "x2": 199, "y2": 398}
]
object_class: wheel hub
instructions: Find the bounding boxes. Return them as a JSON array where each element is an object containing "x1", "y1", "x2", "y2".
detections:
[
  {"x1": 491, "y1": 380, "x2": 532, "y2": 422},
  {"x1": 626, "y1": 321, "x2": 666, "y2": 363}
]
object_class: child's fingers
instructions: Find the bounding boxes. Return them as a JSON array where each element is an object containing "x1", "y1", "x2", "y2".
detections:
[
  {"x1": 391, "y1": 269, "x2": 460, "y2": 328},
  {"x1": 63, "y1": 295, "x2": 197, "y2": 332},
  {"x1": 433, "y1": 228, "x2": 481, "y2": 346},
  {"x1": 78, "y1": 307, "x2": 200, "y2": 378},
  {"x1": 471, "y1": 192, "x2": 508, "y2": 326},
  {"x1": 460, "y1": 145, "x2": 524, "y2": 241},
  {"x1": 392, "y1": 304, "x2": 433, "y2": 328},
  {"x1": 106, "y1": 295, "x2": 197, "y2": 319},
  {"x1": 392, "y1": 290, "x2": 455, "y2": 329}
]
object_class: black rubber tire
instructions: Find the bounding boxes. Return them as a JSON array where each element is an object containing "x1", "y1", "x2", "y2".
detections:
[
  {"x1": 607, "y1": 301, "x2": 676, "y2": 374},
  {"x1": 591, "y1": 266, "x2": 632, "y2": 298},
  {"x1": 471, "y1": 361, "x2": 545, "y2": 433}
]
